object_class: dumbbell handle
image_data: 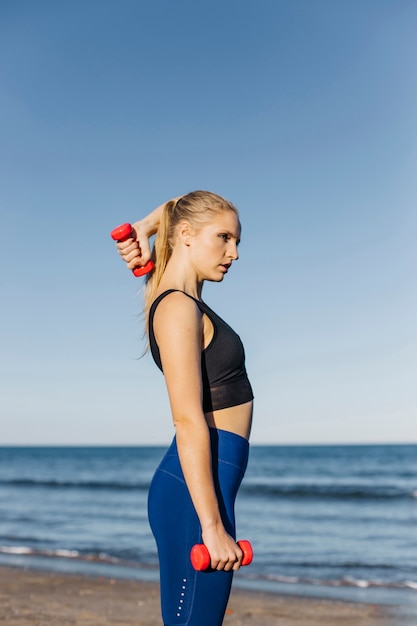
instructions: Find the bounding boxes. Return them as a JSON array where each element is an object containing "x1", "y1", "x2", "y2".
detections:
[
  {"x1": 190, "y1": 540, "x2": 253, "y2": 571},
  {"x1": 110, "y1": 223, "x2": 154, "y2": 277}
]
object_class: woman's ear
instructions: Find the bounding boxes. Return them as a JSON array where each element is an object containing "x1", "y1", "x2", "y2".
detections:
[{"x1": 177, "y1": 221, "x2": 193, "y2": 246}]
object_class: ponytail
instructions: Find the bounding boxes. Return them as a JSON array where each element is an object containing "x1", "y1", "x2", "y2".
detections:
[{"x1": 143, "y1": 199, "x2": 178, "y2": 328}]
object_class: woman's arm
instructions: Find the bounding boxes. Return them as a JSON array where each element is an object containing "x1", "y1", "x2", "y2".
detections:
[
  {"x1": 115, "y1": 197, "x2": 181, "y2": 271},
  {"x1": 153, "y1": 291, "x2": 243, "y2": 572}
]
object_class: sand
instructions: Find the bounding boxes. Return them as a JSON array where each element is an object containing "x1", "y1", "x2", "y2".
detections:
[{"x1": 0, "y1": 565, "x2": 411, "y2": 626}]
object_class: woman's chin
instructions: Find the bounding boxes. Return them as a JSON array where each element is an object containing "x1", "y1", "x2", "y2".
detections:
[{"x1": 206, "y1": 274, "x2": 225, "y2": 283}]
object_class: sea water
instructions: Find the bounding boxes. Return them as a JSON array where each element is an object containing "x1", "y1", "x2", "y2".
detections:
[{"x1": 0, "y1": 444, "x2": 416, "y2": 608}]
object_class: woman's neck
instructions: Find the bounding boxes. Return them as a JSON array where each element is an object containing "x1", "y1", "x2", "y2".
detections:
[{"x1": 157, "y1": 258, "x2": 204, "y2": 301}]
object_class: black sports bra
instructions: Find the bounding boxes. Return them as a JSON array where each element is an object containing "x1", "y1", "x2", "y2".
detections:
[{"x1": 149, "y1": 290, "x2": 254, "y2": 412}]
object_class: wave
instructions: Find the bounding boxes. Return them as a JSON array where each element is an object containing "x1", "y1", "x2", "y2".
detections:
[
  {"x1": 0, "y1": 478, "x2": 150, "y2": 491},
  {"x1": 252, "y1": 572, "x2": 417, "y2": 591},
  {"x1": 241, "y1": 482, "x2": 417, "y2": 500},
  {"x1": 0, "y1": 545, "x2": 143, "y2": 567},
  {"x1": 1, "y1": 478, "x2": 416, "y2": 500}
]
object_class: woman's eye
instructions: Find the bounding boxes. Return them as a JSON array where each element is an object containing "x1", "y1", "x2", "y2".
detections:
[{"x1": 219, "y1": 233, "x2": 229, "y2": 241}]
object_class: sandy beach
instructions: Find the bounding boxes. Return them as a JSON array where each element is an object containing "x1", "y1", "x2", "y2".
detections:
[{"x1": 0, "y1": 565, "x2": 412, "y2": 626}]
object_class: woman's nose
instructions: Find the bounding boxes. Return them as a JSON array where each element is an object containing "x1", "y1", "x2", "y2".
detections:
[{"x1": 228, "y1": 242, "x2": 239, "y2": 261}]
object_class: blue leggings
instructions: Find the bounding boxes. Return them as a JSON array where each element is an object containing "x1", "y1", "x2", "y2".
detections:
[{"x1": 148, "y1": 428, "x2": 249, "y2": 626}]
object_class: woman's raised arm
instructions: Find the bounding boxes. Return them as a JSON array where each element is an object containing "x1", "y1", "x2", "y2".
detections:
[{"x1": 115, "y1": 197, "x2": 181, "y2": 271}]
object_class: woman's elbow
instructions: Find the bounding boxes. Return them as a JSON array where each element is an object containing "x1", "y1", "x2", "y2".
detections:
[{"x1": 171, "y1": 409, "x2": 206, "y2": 432}]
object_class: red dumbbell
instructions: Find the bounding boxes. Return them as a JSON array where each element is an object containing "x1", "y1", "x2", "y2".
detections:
[
  {"x1": 110, "y1": 223, "x2": 155, "y2": 277},
  {"x1": 190, "y1": 540, "x2": 253, "y2": 571}
]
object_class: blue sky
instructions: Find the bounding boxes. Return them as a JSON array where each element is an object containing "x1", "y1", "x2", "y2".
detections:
[{"x1": 1, "y1": 0, "x2": 416, "y2": 445}]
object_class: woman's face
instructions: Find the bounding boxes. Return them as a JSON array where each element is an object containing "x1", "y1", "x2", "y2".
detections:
[{"x1": 188, "y1": 210, "x2": 241, "y2": 282}]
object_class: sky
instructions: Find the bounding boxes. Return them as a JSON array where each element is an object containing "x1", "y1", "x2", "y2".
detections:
[{"x1": 0, "y1": 0, "x2": 416, "y2": 445}]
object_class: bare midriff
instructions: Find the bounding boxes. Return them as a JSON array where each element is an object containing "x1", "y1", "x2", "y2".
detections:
[{"x1": 204, "y1": 400, "x2": 253, "y2": 440}]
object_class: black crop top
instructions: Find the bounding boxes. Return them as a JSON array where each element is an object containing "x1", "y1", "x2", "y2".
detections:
[{"x1": 149, "y1": 290, "x2": 254, "y2": 412}]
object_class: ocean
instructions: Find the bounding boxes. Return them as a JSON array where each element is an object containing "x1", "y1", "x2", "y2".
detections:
[{"x1": 0, "y1": 443, "x2": 416, "y2": 608}]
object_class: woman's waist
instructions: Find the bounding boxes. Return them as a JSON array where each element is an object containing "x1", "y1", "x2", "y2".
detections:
[
  {"x1": 204, "y1": 401, "x2": 253, "y2": 441},
  {"x1": 162, "y1": 426, "x2": 250, "y2": 475}
]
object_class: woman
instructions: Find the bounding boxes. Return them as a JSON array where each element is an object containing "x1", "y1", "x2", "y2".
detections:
[{"x1": 116, "y1": 191, "x2": 253, "y2": 626}]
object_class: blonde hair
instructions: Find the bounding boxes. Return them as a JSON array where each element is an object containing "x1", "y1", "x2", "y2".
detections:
[{"x1": 144, "y1": 190, "x2": 239, "y2": 329}]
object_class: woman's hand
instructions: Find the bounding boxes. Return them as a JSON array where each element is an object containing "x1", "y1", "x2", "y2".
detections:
[
  {"x1": 116, "y1": 220, "x2": 153, "y2": 271},
  {"x1": 201, "y1": 524, "x2": 243, "y2": 572}
]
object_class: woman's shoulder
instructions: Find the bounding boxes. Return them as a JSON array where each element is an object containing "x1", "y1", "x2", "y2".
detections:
[
  {"x1": 150, "y1": 290, "x2": 204, "y2": 350},
  {"x1": 151, "y1": 289, "x2": 202, "y2": 320},
  {"x1": 150, "y1": 289, "x2": 181, "y2": 311}
]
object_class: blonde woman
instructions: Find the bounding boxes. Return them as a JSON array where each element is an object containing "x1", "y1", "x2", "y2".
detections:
[{"x1": 116, "y1": 191, "x2": 253, "y2": 626}]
